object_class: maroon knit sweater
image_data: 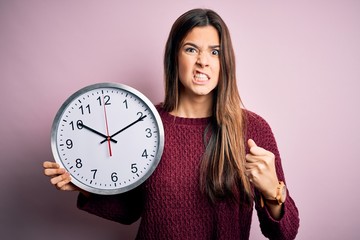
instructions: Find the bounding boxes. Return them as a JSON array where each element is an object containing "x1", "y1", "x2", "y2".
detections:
[{"x1": 77, "y1": 107, "x2": 299, "y2": 239}]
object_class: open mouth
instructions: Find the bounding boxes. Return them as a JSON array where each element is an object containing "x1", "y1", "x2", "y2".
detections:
[{"x1": 193, "y1": 71, "x2": 210, "y2": 83}]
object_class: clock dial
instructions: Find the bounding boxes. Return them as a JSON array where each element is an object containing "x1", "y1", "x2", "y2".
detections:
[{"x1": 51, "y1": 83, "x2": 164, "y2": 195}]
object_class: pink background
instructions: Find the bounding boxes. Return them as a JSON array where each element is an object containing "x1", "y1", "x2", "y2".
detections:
[{"x1": 1, "y1": 1, "x2": 359, "y2": 239}]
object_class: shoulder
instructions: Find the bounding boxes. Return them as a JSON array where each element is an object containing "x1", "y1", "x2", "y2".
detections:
[
  {"x1": 243, "y1": 109, "x2": 272, "y2": 134},
  {"x1": 155, "y1": 103, "x2": 170, "y2": 116},
  {"x1": 242, "y1": 109, "x2": 278, "y2": 151},
  {"x1": 155, "y1": 103, "x2": 171, "y2": 122},
  {"x1": 155, "y1": 103, "x2": 164, "y2": 112},
  {"x1": 155, "y1": 103, "x2": 167, "y2": 119}
]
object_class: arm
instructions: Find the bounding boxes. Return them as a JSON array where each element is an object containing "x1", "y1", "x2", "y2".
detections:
[
  {"x1": 43, "y1": 161, "x2": 144, "y2": 225},
  {"x1": 255, "y1": 188, "x2": 299, "y2": 240},
  {"x1": 245, "y1": 112, "x2": 300, "y2": 240},
  {"x1": 246, "y1": 138, "x2": 284, "y2": 220},
  {"x1": 77, "y1": 186, "x2": 144, "y2": 225}
]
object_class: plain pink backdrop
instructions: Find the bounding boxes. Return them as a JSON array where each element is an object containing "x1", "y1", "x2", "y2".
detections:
[{"x1": 1, "y1": 1, "x2": 359, "y2": 239}]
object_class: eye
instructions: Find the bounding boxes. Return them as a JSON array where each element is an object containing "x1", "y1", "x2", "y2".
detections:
[
  {"x1": 185, "y1": 47, "x2": 198, "y2": 54},
  {"x1": 211, "y1": 49, "x2": 220, "y2": 56}
]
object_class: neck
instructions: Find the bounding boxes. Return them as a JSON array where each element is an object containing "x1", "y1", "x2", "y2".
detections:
[{"x1": 170, "y1": 94, "x2": 213, "y2": 118}]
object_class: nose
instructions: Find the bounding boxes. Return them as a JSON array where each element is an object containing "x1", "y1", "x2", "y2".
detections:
[{"x1": 196, "y1": 52, "x2": 209, "y2": 68}]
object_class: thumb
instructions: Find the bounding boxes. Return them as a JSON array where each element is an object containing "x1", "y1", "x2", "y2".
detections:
[
  {"x1": 248, "y1": 139, "x2": 264, "y2": 156},
  {"x1": 248, "y1": 139, "x2": 257, "y2": 149}
]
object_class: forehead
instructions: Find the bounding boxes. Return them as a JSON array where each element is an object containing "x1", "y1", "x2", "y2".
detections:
[{"x1": 182, "y1": 26, "x2": 220, "y2": 45}]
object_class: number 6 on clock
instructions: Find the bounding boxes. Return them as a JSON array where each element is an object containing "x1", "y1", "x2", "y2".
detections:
[{"x1": 51, "y1": 82, "x2": 164, "y2": 195}]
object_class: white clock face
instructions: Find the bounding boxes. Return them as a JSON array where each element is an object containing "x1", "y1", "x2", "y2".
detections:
[{"x1": 51, "y1": 83, "x2": 164, "y2": 195}]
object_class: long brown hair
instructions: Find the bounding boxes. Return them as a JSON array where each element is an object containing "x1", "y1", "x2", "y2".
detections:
[{"x1": 163, "y1": 8, "x2": 251, "y2": 203}]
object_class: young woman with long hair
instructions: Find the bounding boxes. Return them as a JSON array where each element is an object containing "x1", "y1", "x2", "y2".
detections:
[{"x1": 43, "y1": 8, "x2": 299, "y2": 239}]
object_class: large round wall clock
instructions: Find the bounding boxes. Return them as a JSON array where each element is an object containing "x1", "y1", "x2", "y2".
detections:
[{"x1": 51, "y1": 82, "x2": 164, "y2": 195}]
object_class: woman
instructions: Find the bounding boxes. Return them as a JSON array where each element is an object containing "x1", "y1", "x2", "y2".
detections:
[{"x1": 44, "y1": 8, "x2": 299, "y2": 239}]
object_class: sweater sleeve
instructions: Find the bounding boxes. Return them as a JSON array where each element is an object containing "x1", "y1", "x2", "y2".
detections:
[
  {"x1": 246, "y1": 111, "x2": 300, "y2": 240},
  {"x1": 77, "y1": 185, "x2": 144, "y2": 225}
]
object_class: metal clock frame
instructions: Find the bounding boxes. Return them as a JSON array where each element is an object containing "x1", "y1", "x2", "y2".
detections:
[{"x1": 50, "y1": 82, "x2": 165, "y2": 195}]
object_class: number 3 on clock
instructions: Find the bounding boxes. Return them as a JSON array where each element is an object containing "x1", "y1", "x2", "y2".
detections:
[{"x1": 51, "y1": 82, "x2": 164, "y2": 195}]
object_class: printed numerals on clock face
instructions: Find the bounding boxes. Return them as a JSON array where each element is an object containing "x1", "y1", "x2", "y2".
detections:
[{"x1": 52, "y1": 84, "x2": 164, "y2": 195}]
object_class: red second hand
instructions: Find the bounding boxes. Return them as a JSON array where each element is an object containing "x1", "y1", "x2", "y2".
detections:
[{"x1": 102, "y1": 95, "x2": 112, "y2": 157}]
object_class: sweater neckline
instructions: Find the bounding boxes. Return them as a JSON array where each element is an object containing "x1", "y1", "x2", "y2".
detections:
[{"x1": 159, "y1": 107, "x2": 211, "y2": 126}]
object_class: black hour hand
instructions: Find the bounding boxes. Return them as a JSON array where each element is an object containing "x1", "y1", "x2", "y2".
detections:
[{"x1": 78, "y1": 122, "x2": 117, "y2": 143}]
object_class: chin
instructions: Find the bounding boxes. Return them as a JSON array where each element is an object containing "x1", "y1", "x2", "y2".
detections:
[{"x1": 194, "y1": 89, "x2": 213, "y2": 96}]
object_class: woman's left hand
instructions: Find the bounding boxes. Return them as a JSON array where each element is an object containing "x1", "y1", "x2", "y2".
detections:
[{"x1": 245, "y1": 139, "x2": 279, "y2": 200}]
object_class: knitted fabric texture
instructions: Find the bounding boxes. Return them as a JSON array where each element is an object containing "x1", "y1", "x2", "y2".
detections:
[{"x1": 77, "y1": 107, "x2": 299, "y2": 240}]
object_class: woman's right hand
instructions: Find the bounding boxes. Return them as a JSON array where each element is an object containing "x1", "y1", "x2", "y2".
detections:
[{"x1": 43, "y1": 161, "x2": 78, "y2": 191}]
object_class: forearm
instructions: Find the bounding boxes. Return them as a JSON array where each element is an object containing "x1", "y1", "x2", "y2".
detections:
[
  {"x1": 77, "y1": 186, "x2": 144, "y2": 225},
  {"x1": 264, "y1": 199, "x2": 284, "y2": 220},
  {"x1": 256, "y1": 193, "x2": 299, "y2": 240},
  {"x1": 263, "y1": 180, "x2": 286, "y2": 220}
]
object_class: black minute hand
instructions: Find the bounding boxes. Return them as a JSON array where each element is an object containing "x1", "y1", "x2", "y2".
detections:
[
  {"x1": 100, "y1": 115, "x2": 147, "y2": 144},
  {"x1": 78, "y1": 122, "x2": 117, "y2": 143}
]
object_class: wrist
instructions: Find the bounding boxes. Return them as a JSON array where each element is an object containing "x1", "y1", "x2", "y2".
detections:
[{"x1": 260, "y1": 181, "x2": 286, "y2": 207}]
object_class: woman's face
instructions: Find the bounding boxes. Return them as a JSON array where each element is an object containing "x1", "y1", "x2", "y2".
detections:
[{"x1": 177, "y1": 25, "x2": 220, "y2": 99}]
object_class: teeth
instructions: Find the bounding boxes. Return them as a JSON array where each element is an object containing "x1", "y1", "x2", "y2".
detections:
[{"x1": 194, "y1": 73, "x2": 208, "y2": 80}]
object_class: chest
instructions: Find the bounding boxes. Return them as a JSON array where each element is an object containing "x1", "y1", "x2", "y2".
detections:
[{"x1": 144, "y1": 123, "x2": 209, "y2": 205}]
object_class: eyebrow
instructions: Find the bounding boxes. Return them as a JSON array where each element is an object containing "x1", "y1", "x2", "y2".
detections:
[{"x1": 183, "y1": 42, "x2": 220, "y2": 49}]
